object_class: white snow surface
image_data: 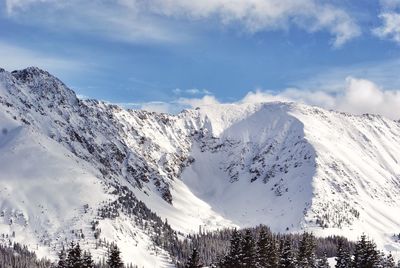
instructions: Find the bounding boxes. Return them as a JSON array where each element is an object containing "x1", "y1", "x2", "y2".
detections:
[{"x1": 0, "y1": 67, "x2": 400, "y2": 265}]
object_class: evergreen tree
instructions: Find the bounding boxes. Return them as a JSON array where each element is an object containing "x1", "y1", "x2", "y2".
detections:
[
  {"x1": 278, "y1": 238, "x2": 296, "y2": 268},
  {"x1": 297, "y1": 232, "x2": 316, "y2": 268},
  {"x1": 352, "y1": 234, "x2": 380, "y2": 268},
  {"x1": 221, "y1": 229, "x2": 243, "y2": 267},
  {"x1": 186, "y1": 248, "x2": 201, "y2": 268},
  {"x1": 241, "y1": 229, "x2": 256, "y2": 267},
  {"x1": 82, "y1": 250, "x2": 94, "y2": 268},
  {"x1": 107, "y1": 243, "x2": 124, "y2": 268},
  {"x1": 383, "y1": 252, "x2": 396, "y2": 268},
  {"x1": 317, "y1": 253, "x2": 329, "y2": 268},
  {"x1": 335, "y1": 238, "x2": 352, "y2": 268},
  {"x1": 57, "y1": 248, "x2": 67, "y2": 268},
  {"x1": 257, "y1": 228, "x2": 278, "y2": 268},
  {"x1": 66, "y1": 242, "x2": 82, "y2": 268}
]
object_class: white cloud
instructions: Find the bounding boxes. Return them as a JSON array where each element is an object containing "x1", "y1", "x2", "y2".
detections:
[
  {"x1": 0, "y1": 41, "x2": 84, "y2": 72},
  {"x1": 4, "y1": 0, "x2": 360, "y2": 46},
  {"x1": 338, "y1": 77, "x2": 400, "y2": 119},
  {"x1": 373, "y1": 12, "x2": 400, "y2": 44},
  {"x1": 379, "y1": 0, "x2": 400, "y2": 11},
  {"x1": 241, "y1": 88, "x2": 337, "y2": 109},
  {"x1": 173, "y1": 88, "x2": 212, "y2": 95},
  {"x1": 139, "y1": 102, "x2": 174, "y2": 113},
  {"x1": 239, "y1": 77, "x2": 400, "y2": 120},
  {"x1": 114, "y1": 101, "x2": 183, "y2": 114},
  {"x1": 148, "y1": 0, "x2": 360, "y2": 46},
  {"x1": 177, "y1": 95, "x2": 220, "y2": 108},
  {"x1": 122, "y1": 77, "x2": 400, "y2": 120}
]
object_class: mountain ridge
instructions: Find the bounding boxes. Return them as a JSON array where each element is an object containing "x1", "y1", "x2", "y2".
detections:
[{"x1": 0, "y1": 67, "x2": 399, "y2": 265}]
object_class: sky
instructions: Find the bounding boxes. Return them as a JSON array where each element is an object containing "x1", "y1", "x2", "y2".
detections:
[{"x1": 1, "y1": 0, "x2": 400, "y2": 118}]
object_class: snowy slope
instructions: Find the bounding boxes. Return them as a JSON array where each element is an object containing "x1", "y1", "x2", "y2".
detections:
[
  {"x1": 180, "y1": 102, "x2": 400, "y2": 254},
  {"x1": 0, "y1": 67, "x2": 233, "y2": 266},
  {"x1": 0, "y1": 98, "x2": 175, "y2": 267},
  {"x1": 0, "y1": 67, "x2": 400, "y2": 265}
]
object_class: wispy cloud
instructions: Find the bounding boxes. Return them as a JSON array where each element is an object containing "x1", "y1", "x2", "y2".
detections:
[
  {"x1": 148, "y1": 0, "x2": 361, "y2": 47},
  {"x1": 372, "y1": 0, "x2": 400, "y2": 44},
  {"x1": 294, "y1": 58, "x2": 400, "y2": 93},
  {"x1": 373, "y1": 12, "x2": 400, "y2": 44},
  {"x1": 0, "y1": 41, "x2": 84, "y2": 72},
  {"x1": 4, "y1": 0, "x2": 361, "y2": 47},
  {"x1": 173, "y1": 88, "x2": 212, "y2": 95},
  {"x1": 5, "y1": 0, "x2": 188, "y2": 44}
]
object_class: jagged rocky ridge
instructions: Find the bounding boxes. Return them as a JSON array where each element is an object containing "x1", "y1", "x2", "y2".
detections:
[{"x1": 0, "y1": 67, "x2": 399, "y2": 266}]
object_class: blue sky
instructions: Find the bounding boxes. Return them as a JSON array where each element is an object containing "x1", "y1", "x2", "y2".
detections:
[{"x1": 1, "y1": 0, "x2": 400, "y2": 117}]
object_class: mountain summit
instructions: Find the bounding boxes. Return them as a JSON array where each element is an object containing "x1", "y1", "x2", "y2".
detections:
[{"x1": 0, "y1": 67, "x2": 399, "y2": 266}]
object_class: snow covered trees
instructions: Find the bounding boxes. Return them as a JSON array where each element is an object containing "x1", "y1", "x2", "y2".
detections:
[
  {"x1": 107, "y1": 243, "x2": 124, "y2": 268},
  {"x1": 352, "y1": 234, "x2": 380, "y2": 268},
  {"x1": 220, "y1": 229, "x2": 243, "y2": 267},
  {"x1": 296, "y1": 232, "x2": 316, "y2": 268},
  {"x1": 8, "y1": 226, "x2": 396, "y2": 268},
  {"x1": 0, "y1": 242, "x2": 51, "y2": 268},
  {"x1": 55, "y1": 242, "x2": 123, "y2": 268},
  {"x1": 316, "y1": 253, "x2": 329, "y2": 268},
  {"x1": 383, "y1": 253, "x2": 396, "y2": 268},
  {"x1": 57, "y1": 242, "x2": 95, "y2": 268},
  {"x1": 82, "y1": 250, "x2": 95, "y2": 268},
  {"x1": 279, "y1": 238, "x2": 296, "y2": 268},
  {"x1": 335, "y1": 238, "x2": 352, "y2": 268},
  {"x1": 185, "y1": 248, "x2": 201, "y2": 268},
  {"x1": 257, "y1": 227, "x2": 278, "y2": 268},
  {"x1": 66, "y1": 242, "x2": 82, "y2": 268},
  {"x1": 221, "y1": 230, "x2": 320, "y2": 268},
  {"x1": 241, "y1": 230, "x2": 257, "y2": 267},
  {"x1": 218, "y1": 229, "x2": 398, "y2": 268}
]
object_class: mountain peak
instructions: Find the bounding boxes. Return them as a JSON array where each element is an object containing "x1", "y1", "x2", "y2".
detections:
[
  {"x1": 11, "y1": 66, "x2": 52, "y2": 82},
  {"x1": 10, "y1": 66, "x2": 78, "y2": 106}
]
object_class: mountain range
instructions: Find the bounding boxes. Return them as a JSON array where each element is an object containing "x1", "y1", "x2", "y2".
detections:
[{"x1": 0, "y1": 67, "x2": 399, "y2": 266}]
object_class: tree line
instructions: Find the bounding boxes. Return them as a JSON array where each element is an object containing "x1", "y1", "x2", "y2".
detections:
[
  {"x1": 56, "y1": 242, "x2": 134, "y2": 268},
  {"x1": 1, "y1": 226, "x2": 399, "y2": 268},
  {"x1": 183, "y1": 226, "x2": 399, "y2": 268}
]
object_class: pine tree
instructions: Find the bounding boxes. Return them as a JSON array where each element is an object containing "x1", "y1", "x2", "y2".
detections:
[
  {"x1": 221, "y1": 229, "x2": 243, "y2": 267},
  {"x1": 382, "y1": 252, "x2": 396, "y2": 268},
  {"x1": 335, "y1": 238, "x2": 352, "y2": 268},
  {"x1": 82, "y1": 250, "x2": 95, "y2": 268},
  {"x1": 241, "y1": 229, "x2": 256, "y2": 267},
  {"x1": 107, "y1": 243, "x2": 124, "y2": 268},
  {"x1": 57, "y1": 248, "x2": 67, "y2": 268},
  {"x1": 297, "y1": 232, "x2": 316, "y2": 268},
  {"x1": 364, "y1": 239, "x2": 380, "y2": 268},
  {"x1": 317, "y1": 253, "x2": 329, "y2": 268},
  {"x1": 278, "y1": 238, "x2": 295, "y2": 268},
  {"x1": 352, "y1": 234, "x2": 380, "y2": 268},
  {"x1": 66, "y1": 242, "x2": 82, "y2": 268},
  {"x1": 257, "y1": 228, "x2": 278, "y2": 268},
  {"x1": 186, "y1": 248, "x2": 201, "y2": 268}
]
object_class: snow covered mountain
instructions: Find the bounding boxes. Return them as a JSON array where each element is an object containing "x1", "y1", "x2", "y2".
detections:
[{"x1": 0, "y1": 67, "x2": 399, "y2": 266}]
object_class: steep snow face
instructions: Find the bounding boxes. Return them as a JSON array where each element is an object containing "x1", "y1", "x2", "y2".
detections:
[
  {"x1": 0, "y1": 111, "x2": 107, "y2": 255},
  {"x1": 181, "y1": 103, "x2": 317, "y2": 232},
  {"x1": 292, "y1": 106, "x2": 400, "y2": 252},
  {"x1": 0, "y1": 100, "x2": 176, "y2": 267},
  {"x1": 180, "y1": 102, "x2": 400, "y2": 253},
  {"x1": 1, "y1": 67, "x2": 400, "y2": 264}
]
